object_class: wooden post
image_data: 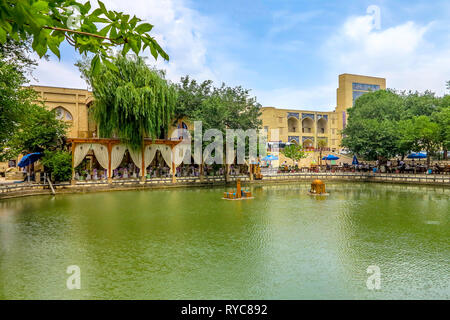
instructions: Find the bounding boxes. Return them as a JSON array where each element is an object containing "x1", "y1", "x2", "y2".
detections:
[
  {"x1": 236, "y1": 179, "x2": 242, "y2": 198},
  {"x1": 107, "y1": 142, "x2": 112, "y2": 184},
  {"x1": 171, "y1": 145, "x2": 176, "y2": 184},
  {"x1": 71, "y1": 142, "x2": 76, "y2": 185},
  {"x1": 141, "y1": 140, "x2": 146, "y2": 182}
]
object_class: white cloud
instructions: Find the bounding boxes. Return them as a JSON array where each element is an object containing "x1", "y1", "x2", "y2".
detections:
[
  {"x1": 264, "y1": 11, "x2": 450, "y2": 110},
  {"x1": 323, "y1": 13, "x2": 450, "y2": 95},
  {"x1": 28, "y1": 56, "x2": 88, "y2": 89},
  {"x1": 254, "y1": 84, "x2": 336, "y2": 111}
]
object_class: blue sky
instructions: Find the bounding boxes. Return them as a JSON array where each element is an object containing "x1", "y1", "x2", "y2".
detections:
[{"x1": 29, "y1": 0, "x2": 450, "y2": 110}]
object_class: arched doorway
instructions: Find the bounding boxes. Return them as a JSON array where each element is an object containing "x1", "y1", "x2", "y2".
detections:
[
  {"x1": 302, "y1": 117, "x2": 314, "y2": 134},
  {"x1": 288, "y1": 117, "x2": 299, "y2": 133},
  {"x1": 317, "y1": 118, "x2": 327, "y2": 135},
  {"x1": 303, "y1": 139, "x2": 314, "y2": 149}
]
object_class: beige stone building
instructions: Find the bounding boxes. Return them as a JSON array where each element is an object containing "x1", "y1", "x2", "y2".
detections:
[
  {"x1": 0, "y1": 73, "x2": 386, "y2": 177},
  {"x1": 261, "y1": 73, "x2": 386, "y2": 152},
  {"x1": 31, "y1": 85, "x2": 95, "y2": 139}
]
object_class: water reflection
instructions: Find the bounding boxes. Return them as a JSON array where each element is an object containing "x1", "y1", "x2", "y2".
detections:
[{"x1": 0, "y1": 182, "x2": 448, "y2": 299}]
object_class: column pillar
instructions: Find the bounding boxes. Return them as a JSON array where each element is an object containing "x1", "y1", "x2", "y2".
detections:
[
  {"x1": 107, "y1": 142, "x2": 112, "y2": 184},
  {"x1": 140, "y1": 141, "x2": 146, "y2": 182},
  {"x1": 71, "y1": 142, "x2": 76, "y2": 185},
  {"x1": 171, "y1": 145, "x2": 177, "y2": 184}
]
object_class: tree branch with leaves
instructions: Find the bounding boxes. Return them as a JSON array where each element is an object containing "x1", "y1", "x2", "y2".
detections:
[{"x1": 0, "y1": 0, "x2": 169, "y2": 74}]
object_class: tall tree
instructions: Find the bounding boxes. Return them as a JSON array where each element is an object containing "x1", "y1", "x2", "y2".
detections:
[
  {"x1": 78, "y1": 55, "x2": 177, "y2": 150},
  {"x1": 317, "y1": 139, "x2": 327, "y2": 166},
  {"x1": 342, "y1": 90, "x2": 405, "y2": 161},
  {"x1": 0, "y1": 51, "x2": 38, "y2": 159},
  {"x1": 281, "y1": 144, "x2": 306, "y2": 166},
  {"x1": 5, "y1": 104, "x2": 68, "y2": 157},
  {"x1": 175, "y1": 77, "x2": 262, "y2": 179},
  {"x1": 432, "y1": 105, "x2": 450, "y2": 160},
  {"x1": 398, "y1": 116, "x2": 441, "y2": 166},
  {"x1": 402, "y1": 90, "x2": 440, "y2": 117}
]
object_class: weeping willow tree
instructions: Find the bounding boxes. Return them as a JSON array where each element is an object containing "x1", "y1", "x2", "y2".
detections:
[{"x1": 78, "y1": 55, "x2": 177, "y2": 150}]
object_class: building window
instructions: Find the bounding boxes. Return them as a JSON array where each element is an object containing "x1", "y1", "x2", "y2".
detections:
[
  {"x1": 54, "y1": 107, "x2": 73, "y2": 121},
  {"x1": 352, "y1": 83, "x2": 380, "y2": 91}
]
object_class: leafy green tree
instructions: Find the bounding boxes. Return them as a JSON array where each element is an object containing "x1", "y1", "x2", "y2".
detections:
[
  {"x1": 78, "y1": 54, "x2": 177, "y2": 150},
  {"x1": 317, "y1": 139, "x2": 327, "y2": 165},
  {"x1": 281, "y1": 144, "x2": 306, "y2": 165},
  {"x1": 0, "y1": 33, "x2": 45, "y2": 160},
  {"x1": 342, "y1": 90, "x2": 405, "y2": 161},
  {"x1": 175, "y1": 77, "x2": 262, "y2": 179},
  {"x1": 5, "y1": 103, "x2": 68, "y2": 158},
  {"x1": 174, "y1": 76, "x2": 213, "y2": 122},
  {"x1": 432, "y1": 106, "x2": 450, "y2": 159},
  {"x1": 41, "y1": 150, "x2": 72, "y2": 182},
  {"x1": 398, "y1": 116, "x2": 441, "y2": 166},
  {"x1": 0, "y1": 0, "x2": 168, "y2": 73},
  {"x1": 402, "y1": 90, "x2": 440, "y2": 117}
]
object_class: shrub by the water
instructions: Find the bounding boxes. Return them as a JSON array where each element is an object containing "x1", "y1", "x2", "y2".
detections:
[{"x1": 41, "y1": 151, "x2": 72, "y2": 182}]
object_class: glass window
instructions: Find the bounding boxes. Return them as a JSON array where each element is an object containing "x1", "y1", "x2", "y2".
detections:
[
  {"x1": 54, "y1": 107, "x2": 73, "y2": 121},
  {"x1": 352, "y1": 83, "x2": 380, "y2": 91}
]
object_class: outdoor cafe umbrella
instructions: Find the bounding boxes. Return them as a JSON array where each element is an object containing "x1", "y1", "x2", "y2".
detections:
[
  {"x1": 262, "y1": 155, "x2": 279, "y2": 161},
  {"x1": 322, "y1": 154, "x2": 339, "y2": 161},
  {"x1": 407, "y1": 152, "x2": 427, "y2": 160},
  {"x1": 18, "y1": 153, "x2": 42, "y2": 168},
  {"x1": 407, "y1": 152, "x2": 428, "y2": 172},
  {"x1": 322, "y1": 154, "x2": 340, "y2": 169},
  {"x1": 352, "y1": 155, "x2": 359, "y2": 165}
]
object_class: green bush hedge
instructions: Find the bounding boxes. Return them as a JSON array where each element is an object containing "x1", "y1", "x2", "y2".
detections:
[{"x1": 41, "y1": 150, "x2": 72, "y2": 182}]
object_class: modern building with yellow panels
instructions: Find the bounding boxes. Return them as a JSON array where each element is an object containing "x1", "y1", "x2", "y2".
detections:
[{"x1": 261, "y1": 73, "x2": 386, "y2": 152}]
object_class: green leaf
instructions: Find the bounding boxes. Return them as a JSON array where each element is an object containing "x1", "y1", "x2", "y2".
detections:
[
  {"x1": 0, "y1": 27, "x2": 6, "y2": 44},
  {"x1": 102, "y1": 58, "x2": 119, "y2": 72},
  {"x1": 31, "y1": 1, "x2": 48, "y2": 12},
  {"x1": 135, "y1": 23, "x2": 153, "y2": 34},
  {"x1": 91, "y1": 55, "x2": 101, "y2": 74},
  {"x1": 98, "y1": 1, "x2": 107, "y2": 14},
  {"x1": 82, "y1": 2, "x2": 92, "y2": 14},
  {"x1": 128, "y1": 38, "x2": 139, "y2": 55},
  {"x1": 148, "y1": 42, "x2": 158, "y2": 60},
  {"x1": 48, "y1": 45, "x2": 60, "y2": 59}
]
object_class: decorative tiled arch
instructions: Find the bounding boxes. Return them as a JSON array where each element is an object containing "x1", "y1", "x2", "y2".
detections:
[
  {"x1": 288, "y1": 136, "x2": 300, "y2": 144},
  {"x1": 302, "y1": 136, "x2": 314, "y2": 143},
  {"x1": 287, "y1": 112, "x2": 299, "y2": 120},
  {"x1": 302, "y1": 113, "x2": 315, "y2": 120}
]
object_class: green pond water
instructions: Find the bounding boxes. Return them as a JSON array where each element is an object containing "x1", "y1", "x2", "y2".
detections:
[{"x1": 0, "y1": 182, "x2": 449, "y2": 300}]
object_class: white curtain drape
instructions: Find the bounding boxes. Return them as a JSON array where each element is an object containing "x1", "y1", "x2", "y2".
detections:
[
  {"x1": 173, "y1": 143, "x2": 190, "y2": 166},
  {"x1": 146, "y1": 145, "x2": 158, "y2": 168},
  {"x1": 128, "y1": 148, "x2": 143, "y2": 170},
  {"x1": 73, "y1": 143, "x2": 92, "y2": 168},
  {"x1": 157, "y1": 145, "x2": 173, "y2": 172},
  {"x1": 111, "y1": 144, "x2": 127, "y2": 171},
  {"x1": 91, "y1": 144, "x2": 109, "y2": 169}
]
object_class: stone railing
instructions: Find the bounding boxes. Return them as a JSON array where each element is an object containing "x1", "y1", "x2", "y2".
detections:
[{"x1": 1, "y1": 172, "x2": 448, "y2": 199}]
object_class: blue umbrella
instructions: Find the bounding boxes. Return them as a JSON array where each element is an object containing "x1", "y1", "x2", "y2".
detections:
[
  {"x1": 407, "y1": 152, "x2": 427, "y2": 159},
  {"x1": 322, "y1": 154, "x2": 339, "y2": 161},
  {"x1": 262, "y1": 154, "x2": 278, "y2": 161},
  {"x1": 18, "y1": 153, "x2": 42, "y2": 168},
  {"x1": 352, "y1": 155, "x2": 359, "y2": 165}
]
